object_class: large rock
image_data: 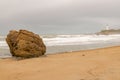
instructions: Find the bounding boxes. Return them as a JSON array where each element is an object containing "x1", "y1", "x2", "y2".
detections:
[{"x1": 6, "y1": 30, "x2": 46, "y2": 58}]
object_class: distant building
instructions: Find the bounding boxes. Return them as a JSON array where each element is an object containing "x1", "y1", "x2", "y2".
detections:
[{"x1": 105, "y1": 25, "x2": 110, "y2": 30}]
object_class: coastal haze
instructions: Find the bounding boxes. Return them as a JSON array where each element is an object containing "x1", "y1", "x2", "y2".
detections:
[
  {"x1": 1, "y1": 1, "x2": 120, "y2": 80},
  {"x1": 1, "y1": 0, "x2": 120, "y2": 58},
  {"x1": 0, "y1": 0, "x2": 120, "y2": 35}
]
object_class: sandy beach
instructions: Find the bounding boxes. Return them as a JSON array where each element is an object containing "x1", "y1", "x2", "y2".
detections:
[{"x1": 0, "y1": 46, "x2": 120, "y2": 80}]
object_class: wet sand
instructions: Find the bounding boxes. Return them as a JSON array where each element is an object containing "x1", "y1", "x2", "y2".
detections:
[{"x1": 0, "y1": 46, "x2": 120, "y2": 80}]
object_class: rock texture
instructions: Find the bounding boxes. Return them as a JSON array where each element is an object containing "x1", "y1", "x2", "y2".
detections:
[{"x1": 6, "y1": 30, "x2": 46, "y2": 58}]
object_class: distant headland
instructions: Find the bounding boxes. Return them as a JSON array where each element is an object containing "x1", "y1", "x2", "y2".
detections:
[
  {"x1": 96, "y1": 25, "x2": 120, "y2": 35},
  {"x1": 96, "y1": 29, "x2": 120, "y2": 35}
]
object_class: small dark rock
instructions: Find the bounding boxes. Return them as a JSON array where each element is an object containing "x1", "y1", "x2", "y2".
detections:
[{"x1": 82, "y1": 54, "x2": 85, "y2": 56}]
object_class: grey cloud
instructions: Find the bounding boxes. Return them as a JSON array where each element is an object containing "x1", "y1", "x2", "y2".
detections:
[{"x1": 0, "y1": 0, "x2": 120, "y2": 35}]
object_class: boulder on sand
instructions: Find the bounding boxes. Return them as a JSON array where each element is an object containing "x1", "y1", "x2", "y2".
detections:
[{"x1": 6, "y1": 29, "x2": 46, "y2": 58}]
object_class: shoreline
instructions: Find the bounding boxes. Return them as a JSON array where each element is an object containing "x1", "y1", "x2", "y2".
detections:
[
  {"x1": 0, "y1": 46, "x2": 120, "y2": 80},
  {"x1": 48, "y1": 45, "x2": 120, "y2": 54},
  {"x1": 1, "y1": 45, "x2": 120, "y2": 59}
]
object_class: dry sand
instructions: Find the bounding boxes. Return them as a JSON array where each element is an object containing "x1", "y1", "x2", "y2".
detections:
[{"x1": 0, "y1": 46, "x2": 120, "y2": 80}]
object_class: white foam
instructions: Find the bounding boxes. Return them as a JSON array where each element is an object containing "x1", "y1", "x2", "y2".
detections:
[
  {"x1": 0, "y1": 41, "x2": 8, "y2": 46},
  {"x1": 0, "y1": 34, "x2": 120, "y2": 47},
  {"x1": 43, "y1": 34, "x2": 120, "y2": 46}
]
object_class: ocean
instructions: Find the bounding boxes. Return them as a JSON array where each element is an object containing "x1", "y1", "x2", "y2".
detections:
[{"x1": 0, "y1": 34, "x2": 120, "y2": 58}]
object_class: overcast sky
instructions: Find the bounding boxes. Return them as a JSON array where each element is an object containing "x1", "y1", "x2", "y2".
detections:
[{"x1": 0, "y1": 0, "x2": 120, "y2": 35}]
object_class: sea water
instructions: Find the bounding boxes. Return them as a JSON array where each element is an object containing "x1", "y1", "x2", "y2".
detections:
[{"x1": 0, "y1": 34, "x2": 120, "y2": 58}]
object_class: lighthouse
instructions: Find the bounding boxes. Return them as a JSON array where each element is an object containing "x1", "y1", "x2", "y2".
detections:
[{"x1": 105, "y1": 25, "x2": 110, "y2": 30}]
